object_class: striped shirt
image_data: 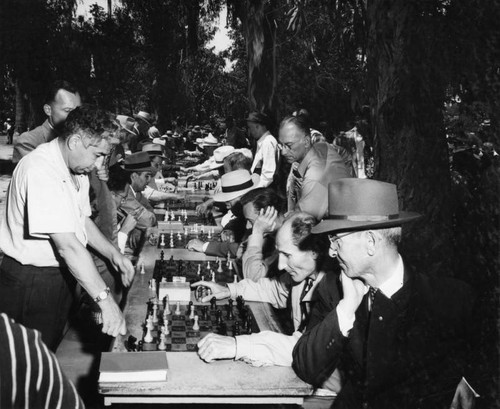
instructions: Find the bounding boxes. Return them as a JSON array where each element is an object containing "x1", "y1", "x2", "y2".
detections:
[{"x1": 0, "y1": 313, "x2": 84, "y2": 409}]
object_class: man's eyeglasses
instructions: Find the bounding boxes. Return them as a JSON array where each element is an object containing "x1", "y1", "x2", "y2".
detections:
[
  {"x1": 277, "y1": 140, "x2": 302, "y2": 152},
  {"x1": 112, "y1": 191, "x2": 127, "y2": 205},
  {"x1": 328, "y1": 231, "x2": 357, "y2": 245}
]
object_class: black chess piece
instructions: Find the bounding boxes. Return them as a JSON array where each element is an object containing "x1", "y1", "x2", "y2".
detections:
[
  {"x1": 160, "y1": 250, "x2": 165, "y2": 261},
  {"x1": 137, "y1": 340, "x2": 144, "y2": 351},
  {"x1": 227, "y1": 304, "x2": 234, "y2": 320},
  {"x1": 228, "y1": 298, "x2": 234, "y2": 308},
  {"x1": 126, "y1": 335, "x2": 138, "y2": 351},
  {"x1": 246, "y1": 317, "x2": 253, "y2": 334},
  {"x1": 215, "y1": 309, "x2": 223, "y2": 326},
  {"x1": 233, "y1": 321, "x2": 240, "y2": 336},
  {"x1": 202, "y1": 306, "x2": 209, "y2": 320},
  {"x1": 218, "y1": 322, "x2": 227, "y2": 336},
  {"x1": 210, "y1": 296, "x2": 217, "y2": 310},
  {"x1": 187, "y1": 301, "x2": 193, "y2": 316}
]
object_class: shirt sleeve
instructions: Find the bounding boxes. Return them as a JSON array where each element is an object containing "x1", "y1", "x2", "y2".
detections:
[
  {"x1": 227, "y1": 275, "x2": 291, "y2": 309},
  {"x1": 256, "y1": 140, "x2": 277, "y2": 188},
  {"x1": 235, "y1": 331, "x2": 302, "y2": 367},
  {"x1": 295, "y1": 178, "x2": 327, "y2": 220},
  {"x1": 242, "y1": 244, "x2": 270, "y2": 281}
]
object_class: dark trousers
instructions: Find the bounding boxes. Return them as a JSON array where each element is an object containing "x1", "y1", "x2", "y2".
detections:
[{"x1": 0, "y1": 255, "x2": 75, "y2": 351}]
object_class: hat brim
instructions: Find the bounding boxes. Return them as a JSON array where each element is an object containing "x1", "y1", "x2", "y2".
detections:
[
  {"x1": 133, "y1": 114, "x2": 151, "y2": 126},
  {"x1": 311, "y1": 212, "x2": 422, "y2": 234},
  {"x1": 123, "y1": 165, "x2": 157, "y2": 174},
  {"x1": 209, "y1": 161, "x2": 225, "y2": 170},
  {"x1": 199, "y1": 143, "x2": 221, "y2": 148},
  {"x1": 213, "y1": 174, "x2": 260, "y2": 203}
]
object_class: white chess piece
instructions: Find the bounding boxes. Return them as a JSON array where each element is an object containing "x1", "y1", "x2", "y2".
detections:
[
  {"x1": 228, "y1": 260, "x2": 233, "y2": 271},
  {"x1": 160, "y1": 234, "x2": 165, "y2": 247},
  {"x1": 144, "y1": 325, "x2": 154, "y2": 343},
  {"x1": 189, "y1": 305, "x2": 195, "y2": 319},
  {"x1": 233, "y1": 274, "x2": 238, "y2": 283},
  {"x1": 164, "y1": 212, "x2": 169, "y2": 222},
  {"x1": 207, "y1": 261, "x2": 211, "y2": 270},
  {"x1": 175, "y1": 301, "x2": 181, "y2": 315},
  {"x1": 158, "y1": 332, "x2": 167, "y2": 350},
  {"x1": 211, "y1": 270, "x2": 215, "y2": 282},
  {"x1": 152, "y1": 303, "x2": 159, "y2": 323},
  {"x1": 217, "y1": 259, "x2": 223, "y2": 273},
  {"x1": 192, "y1": 315, "x2": 200, "y2": 331},
  {"x1": 197, "y1": 264, "x2": 201, "y2": 276},
  {"x1": 164, "y1": 295, "x2": 171, "y2": 315}
]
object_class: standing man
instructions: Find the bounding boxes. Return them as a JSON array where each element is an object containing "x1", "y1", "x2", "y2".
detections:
[
  {"x1": 247, "y1": 111, "x2": 279, "y2": 188},
  {"x1": 292, "y1": 178, "x2": 486, "y2": 409},
  {"x1": 0, "y1": 105, "x2": 134, "y2": 351},
  {"x1": 279, "y1": 115, "x2": 351, "y2": 220},
  {"x1": 13, "y1": 80, "x2": 81, "y2": 163}
]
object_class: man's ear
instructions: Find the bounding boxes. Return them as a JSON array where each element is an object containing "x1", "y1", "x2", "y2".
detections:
[
  {"x1": 43, "y1": 104, "x2": 51, "y2": 117},
  {"x1": 67, "y1": 134, "x2": 80, "y2": 151}
]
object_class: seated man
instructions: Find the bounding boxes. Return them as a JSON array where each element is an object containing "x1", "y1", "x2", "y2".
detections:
[
  {"x1": 186, "y1": 169, "x2": 259, "y2": 258},
  {"x1": 191, "y1": 212, "x2": 337, "y2": 375},
  {"x1": 292, "y1": 178, "x2": 487, "y2": 409}
]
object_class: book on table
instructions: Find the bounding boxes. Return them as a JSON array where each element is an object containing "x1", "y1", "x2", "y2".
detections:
[{"x1": 99, "y1": 351, "x2": 168, "y2": 382}]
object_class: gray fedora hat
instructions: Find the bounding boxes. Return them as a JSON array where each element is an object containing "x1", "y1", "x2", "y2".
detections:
[{"x1": 312, "y1": 178, "x2": 421, "y2": 234}]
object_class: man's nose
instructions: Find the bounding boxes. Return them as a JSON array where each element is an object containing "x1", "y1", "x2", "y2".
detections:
[{"x1": 278, "y1": 253, "x2": 288, "y2": 271}]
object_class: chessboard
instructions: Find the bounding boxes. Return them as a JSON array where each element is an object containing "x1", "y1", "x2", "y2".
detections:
[
  {"x1": 153, "y1": 253, "x2": 236, "y2": 284},
  {"x1": 157, "y1": 209, "x2": 217, "y2": 226},
  {"x1": 126, "y1": 298, "x2": 259, "y2": 352},
  {"x1": 157, "y1": 231, "x2": 219, "y2": 249}
]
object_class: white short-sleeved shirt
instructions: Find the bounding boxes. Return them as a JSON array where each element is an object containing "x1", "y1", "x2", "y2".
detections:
[
  {"x1": 250, "y1": 131, "x2": 279, "y2": 188},
  {"x1": 0, "y1": 138, "x2": 91, "y2": 267}
]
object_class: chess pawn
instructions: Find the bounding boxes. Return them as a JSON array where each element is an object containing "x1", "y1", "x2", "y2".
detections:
[
  {"x1": 226, "y1": 252, "x2": 231, "y2": 266},
  {"x1": 158, "y1": 332, "x2": 167, "y2": 350},
  {"x1": 189, "y1": 304, "x2": 195, "y2": 320},
  {"x1": 174, "y1": 301, "x2": 181, "y2": 316},
  {"x1": 211, "y1": 270, "x2": 216, "y2": 282},
  {"x1": 233, "y1": 274, "x2": 238, "y2": 283},
  {"x1": 144, "y1": 326, "x2": 154, "y2": 343},
  {"x1": 152, "y1": 303, "x2": 159, "y2": 323},
  {"x1": 192, "y1": 315, "x2": 200, "y2": 331},
  {"x1": 207, "y1": 230, "x2": 212, "y2": 239},
  {"x1": 206, "y1": 261, "x2": 211, "y2": 270},
  {"x1": 170, "y1": 210, "x2": 175, "y2": 221},
  {"x1": 217, "y1": 259, "x2": 223, "y2": 273},
  {"x1": 162, "y1": 323, "x2": 169, "y2": 336},
  {"x1": 160, "y1": 234, "x2": 166, "y2": 247},
  {"x1": 164, "y1": 212, "x2": 169, "y2": 222},
  {"x1": 197, "y1": 264, "x2": 201, "y2": 276},
  {"x1": 228, "y1": 260, "x2": 233, "y2": 271}
]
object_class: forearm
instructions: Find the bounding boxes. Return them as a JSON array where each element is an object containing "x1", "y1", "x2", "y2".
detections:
[
  {"x1": 235, "y1": 331, "x2": 302, "y2": 367},
  {"x1": 85, "y1": 217, "x2": 121, "y2": 262},
  {"x1": 242, "y1": 238, "x2": 268, "y2": 281},
  {"x1": 227, "y1": 277, "x2": 289, "y2": 308}
]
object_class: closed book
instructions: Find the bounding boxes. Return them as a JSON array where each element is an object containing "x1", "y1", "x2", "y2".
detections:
[{"x1": 99, "y1": 351, "x2": 168, "y2": 382}]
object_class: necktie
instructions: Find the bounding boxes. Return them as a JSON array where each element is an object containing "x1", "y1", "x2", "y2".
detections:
[
  {"x1": 298, "y1": 278, "x2": 314, "y2": 332},
  {"x1": 368, "y1": 287, "x2": 378, "y2": 311}
]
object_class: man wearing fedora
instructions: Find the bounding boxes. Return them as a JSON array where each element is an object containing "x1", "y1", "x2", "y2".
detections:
[
  {"x1": 279, "y1": 115, "x2": 352, "y2": 220},
  {"x1": 292, "y1": 178, "x2": 485, "y2": 409},
  {"x1": 247, "y1": 111, "x2": 280, "y2": 188},
  {"x1": 130, "y1": 110, "x2": 154, "y2": 152}
]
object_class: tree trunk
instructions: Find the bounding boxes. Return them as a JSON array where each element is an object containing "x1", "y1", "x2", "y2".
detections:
[
  {"x1": 366, "y1": 0, "x2": 453, "y2": 276},
  {"x1": 238, "y1": 0, "x2": 278, "y2": 119},
  {"x1": 14, "y1": 79, "x2": 27, "y2": 133}
]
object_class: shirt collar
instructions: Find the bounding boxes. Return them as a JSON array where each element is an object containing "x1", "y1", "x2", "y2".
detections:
[
  {"x1": 377, "y1": 255, "x2": 404, "y2": 298},
  {"x1": 301, "y1": 271, "x2": 325, "y2": 302},
  {"x1": 296, "y1": 145, "x2": 316, "y2": 177},
  {"x1": 256, "y1": 131, "x2": 271, "y2": 147}
]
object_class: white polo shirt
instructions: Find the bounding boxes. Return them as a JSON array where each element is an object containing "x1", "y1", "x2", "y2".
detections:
[{"x1": 0, "y1": 139, "x2": 91, "y2": 267}]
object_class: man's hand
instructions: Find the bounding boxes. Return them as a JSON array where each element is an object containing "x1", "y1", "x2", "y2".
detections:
[
  {"x1": 197, "y1": 333, "x2": 236, "y2": 362},
  {"x1": 253, "y1": 206, "x2": 278, "y2": 235},
  {"x1": 196, "y1": 201, "x2": 212, "y2": 216},
  {"x1": 450, "y1": 378, "x2": 476, "y2": 409},
  {"x1": 111, "y1": 253, "x2": 135, "y2": 287},
  {"x1": 186, "y1": 238, "x2": 206, "y2": 253},
  {"x1": 119, "y1": 214, "x2": 137, "y2": 235},
  {"x1": 99, "y1": 297, "x2": 127, "y2": 337},
  {"x1": 338, "y1": 271, "x2": 367, "y2": 317},
  {"x1": 191, "y1": 281, "x2": 230, "y2": 302},
  {"x1": 220, "y1": 230, "x2": 235, "y2": 243}
]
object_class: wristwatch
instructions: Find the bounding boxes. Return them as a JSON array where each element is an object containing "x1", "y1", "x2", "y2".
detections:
[{"x1": 94, "y1": 287, "x2": 111, "y2": 303}]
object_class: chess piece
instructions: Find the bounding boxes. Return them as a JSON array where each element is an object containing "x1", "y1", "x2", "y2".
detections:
[
  {"x1": 211, "y1": 270, "x2": 216, "y2": 282},
  {"x1": 197, "y1": 264, "x2": 201, "y2": 276},
  {"x1": 140, "y1": 262, "x2": 146, "y2": 275},
  {"x1": 160, "y1": 250, "x2": 165, "y2": 261},
  {"x1": 206, "y1": 261, "x2": 211, "y2": 270},
  {"x1": 152, "y1": 303, "x2": 159, "y2": 323},
  {"x1": 217, "y1": 259, "x2": 223, "y2": 273},
  {"x1": 158, "y1": 332, "x2": 167, "y2": 350},
  {"x1": 215, "y1": 309, "x2": 223, "y2": 326},
  {"x1": 189, "y1": 304, "x2": 195, "y2": 320},
  {"x1": 170, "y1": 210, "x2": 175, "y2": 221},
  {"x1": 160, "y1": 234, "x2": 166, "y2": 247},
  {"x1": 210, "y1": 296, "x2": 217, "y2": 310},
  {"x1": 227, "y1": 306, "x2": 234, "y2": 320},
  {"x1": 233, "y1": 274, "x2": 238, "y2": 283},
  {"x1": 233, "y1": 321, "x2": 240, "y2": 336},
  {"x1": 228, "y1": 260, "x2": 233, "y2": 271},
  {"x1": 164, "y1": 212, "x2": 168, "y2": 222},
  {"x1": 175, "y1": 301, "x2": 181, "y2": 316},
  {"x1": 164, "y1": 295, "x2": 171, "y2": 315},
  {"x1": 202, "y1": 306, "x2": 209, "y2": 320},
  {"x1": 226, "y1": 252, "x2": 231, "y2": 266},
  {"x1": 144, "y1": 320, "x2": 154, "y2": 343},
  {"x1": 192, "y1": 315, "x2": 200, "y2": 331}
]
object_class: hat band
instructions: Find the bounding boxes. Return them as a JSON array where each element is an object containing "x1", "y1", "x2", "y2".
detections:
[
  {"x1": 146, "y1": 150, "x2": 163, "y2": 156},
  {"x1": 326, "y1": 214, "x2": 399, "y2": 222},
  {"x1": 221, "y1": 179, "x2": 253, "y2": 193},
  {"x1": 124, "y1": 162, "x2": 150, "y2": 170}
]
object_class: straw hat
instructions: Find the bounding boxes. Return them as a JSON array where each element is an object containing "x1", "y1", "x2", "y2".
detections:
[
  {"x1": 312, "y1": 179, "x2": 421, "y2": 234},
  {"x1": 134, "y1": 111, "x2": 152, "y2": 126},
  {"x1": 213, "y1": 170, "x2": 260, "y2": 202},
  {"x1": 209, "y1": 146, "x2": 236, "y2": 169},
  {"x1": 142, "y1": 143, "x2": 167, "y2": 159},
  {"x1": 115, "y1": 115, "x2": 138, "y2": 135}
]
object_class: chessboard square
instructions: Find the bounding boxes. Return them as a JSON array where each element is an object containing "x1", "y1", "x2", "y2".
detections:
[
  {"x1": 142, "y1": 342, "x2": 158, "y2": 351},
  {"x1": 171, "y1": 337, "x2": 187, "y2": 344},
  {"x1": 171, "y1": 325, "x2": 185, "y2": 332},
  {"x1": 186, "y1": 331, "x2": 198, "y2": 337},
  {"x1": 171, "y1": 344, "x2": 186, "y2": 351},
  {"x1": 171, "y1": 331, "x2": 186, "y2": 338},
  {"x1": 200, "y1": 325, "x2": 211, "y2": 331},
  {"x1": 186, "y1": 343, "x2": 197, "y2": 351},
  {"x1": 172, "y1": 315, "x2": 186, "y2": 322},
  {"x1": 186, "y1": 337, "x2": 198, "y2": 345}
]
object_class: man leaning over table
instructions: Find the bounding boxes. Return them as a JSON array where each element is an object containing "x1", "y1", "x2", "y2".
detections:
[{"x1": 0, "y1": 105, "x2": 134, "y2": 351}]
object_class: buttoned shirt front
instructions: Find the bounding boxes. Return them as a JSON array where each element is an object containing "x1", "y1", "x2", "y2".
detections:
[
  {"x1": 250, "y1": 131, "x2": 279, "y2": 188},
  {"x1": 0, "y1": 139, "x2": 91, "y2": 267}
]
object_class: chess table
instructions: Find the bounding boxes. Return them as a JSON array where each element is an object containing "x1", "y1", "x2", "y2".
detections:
[{"x1": 99, "y1": 231, "x2": 313, "y2": 406}]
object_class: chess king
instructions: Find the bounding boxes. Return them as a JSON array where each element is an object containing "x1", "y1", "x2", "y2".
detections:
[{"x1": 191, "y1": 212, "x2": 336, "y2": 371}]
